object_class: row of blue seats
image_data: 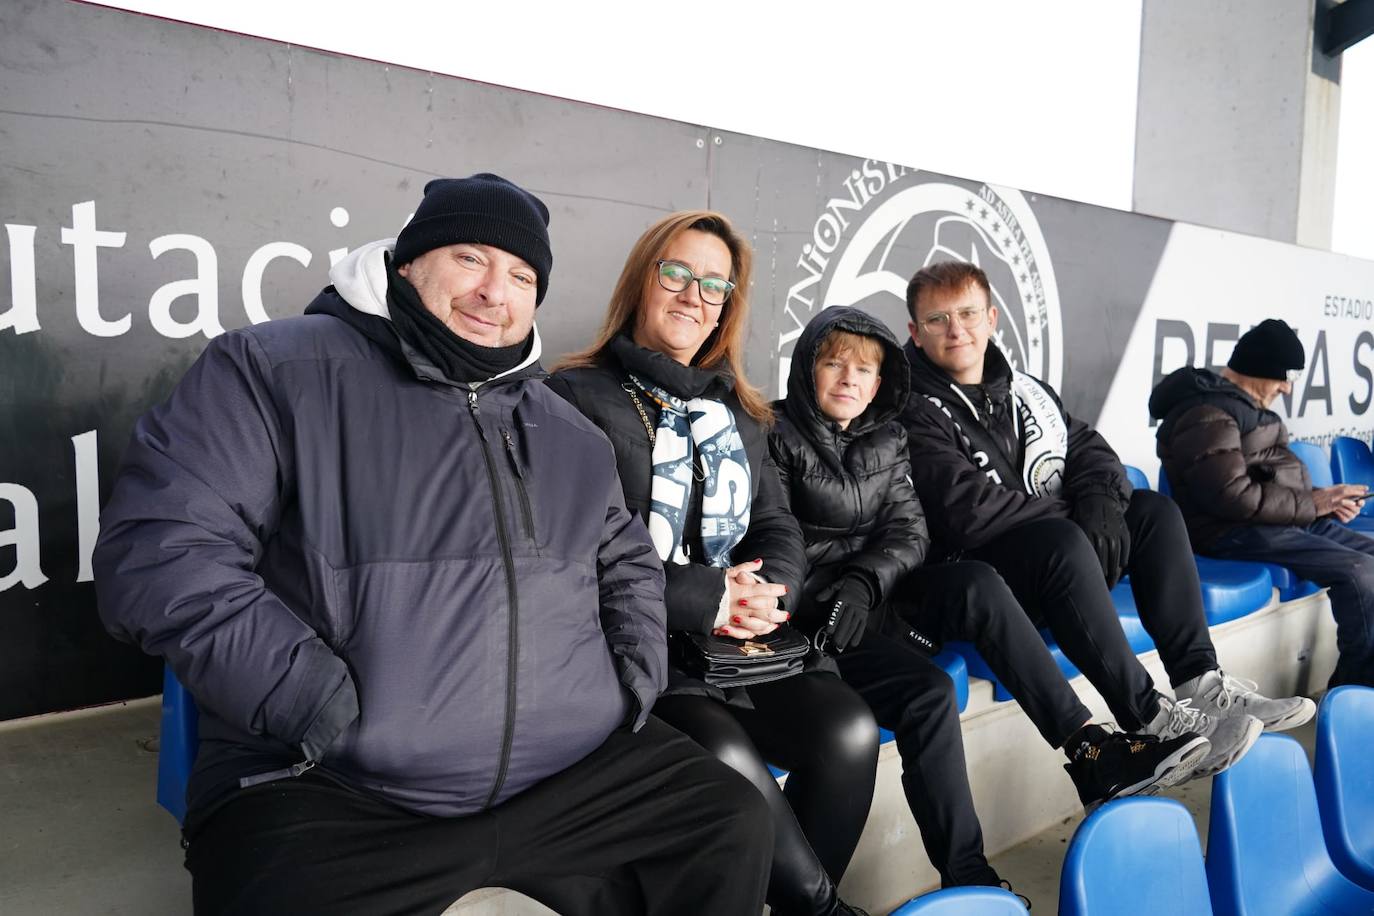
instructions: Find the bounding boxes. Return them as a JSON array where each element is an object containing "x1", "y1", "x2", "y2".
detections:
[{"x1": 1056, "y1": 686, "x2": 1374, "y2": 916}]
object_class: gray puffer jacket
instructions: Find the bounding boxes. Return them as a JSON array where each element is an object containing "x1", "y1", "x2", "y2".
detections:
[{"x1": 94, "y1": 240, "x2": 667, "y2": 823}]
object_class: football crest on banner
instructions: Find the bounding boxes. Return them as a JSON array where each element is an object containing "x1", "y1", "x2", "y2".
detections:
[{"x1": 776, "y1": 164, "x2": 1063, "y2": 394}]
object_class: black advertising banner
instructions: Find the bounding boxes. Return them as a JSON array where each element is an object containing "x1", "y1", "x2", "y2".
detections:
[{"x1": 4, "y1": 2, "x2": 1374, "y2": 719}]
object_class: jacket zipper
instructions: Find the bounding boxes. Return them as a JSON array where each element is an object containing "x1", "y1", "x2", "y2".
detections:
[
  {"x1": 501, "y1": 428, "x2": 537, "y2": 543},
  {"x1": 237, "y1": 758, "x2": 317, "y2": 789},
  {"x1": 468, "y1": 389, "x2": 521, "y2": 810}
]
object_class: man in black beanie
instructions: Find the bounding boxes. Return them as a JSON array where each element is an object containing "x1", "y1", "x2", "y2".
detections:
[
  {"x1": 94, "y1": 173, "x2": 773, "y2": 915},
  {"x1": 1151, "y1": 318, "x2": 1374, "y2": 689}
]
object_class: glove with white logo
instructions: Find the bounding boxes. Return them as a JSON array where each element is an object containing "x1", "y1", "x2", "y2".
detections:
[{"x1": 814, "y1": 573, "x2": 876, "y2": 654}]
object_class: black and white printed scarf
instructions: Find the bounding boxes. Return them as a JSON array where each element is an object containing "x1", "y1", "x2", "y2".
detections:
[{"x1": 629, "y1": 373, "x2": 752, "y2": 567}]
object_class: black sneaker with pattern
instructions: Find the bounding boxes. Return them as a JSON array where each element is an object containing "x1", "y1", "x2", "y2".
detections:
[{"x1": 1064, "y1": 724, "x2": 1210, "y2": 812}]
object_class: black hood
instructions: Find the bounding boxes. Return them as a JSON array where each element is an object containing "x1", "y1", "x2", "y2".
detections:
[
  {"x1": 1149, "y1": 367, "x2": 1258, "y2": 440},
  {"x1": 305, "y1": 287, "x2": 403, "y2": 356},
  {"x1": 780, "y1": 307, "x2": 909, "y2": 468},
  {"x1": 1148, "y1": 367, "x2": 1240, "y2": 419}
]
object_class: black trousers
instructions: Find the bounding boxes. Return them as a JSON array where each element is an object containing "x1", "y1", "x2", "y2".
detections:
[
  {"x1": 834, "y1": 625, "x2": 998, "y2": 889},
  {"x1": 897, "y1": 561, "x2": 1092, "y2": 749},
  {"x1": 969, "y1": 490, "x2": 1219, "y2": 730},
  {"x1": 1209, "y1": 518, "x2": 1374, "y2": 686},
  {"x1": 184, "y1": 717, "x2": 773, "y2": 916},
  {"x1": 654, "y1": 671, "x2": 878, "y2": 916}
]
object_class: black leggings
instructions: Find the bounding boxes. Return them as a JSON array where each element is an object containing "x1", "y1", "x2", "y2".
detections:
[{"x1": 654, "y1": 671, "x2": 878, "y2": 916}]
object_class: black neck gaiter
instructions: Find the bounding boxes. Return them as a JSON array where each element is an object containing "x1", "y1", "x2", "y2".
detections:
[{"x1": 385, "y1": 254, "x2": 532, "y2": 384}]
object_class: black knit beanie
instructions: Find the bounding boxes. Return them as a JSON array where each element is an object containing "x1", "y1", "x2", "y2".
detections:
[
  {"x1": 394, "y1": 173, "x2": 553, "y2": 304},
  {"x1": 1228, "y1": 319, "x2": 1305, "y2": 380}
]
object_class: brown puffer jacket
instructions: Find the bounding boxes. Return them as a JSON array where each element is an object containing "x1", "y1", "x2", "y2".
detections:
[{"x1": 1149, "y1": 367, "x2": 1315, "y2": 550}]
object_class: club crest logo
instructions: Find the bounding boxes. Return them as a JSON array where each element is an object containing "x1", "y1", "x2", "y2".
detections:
[{"x1": 776, "y1": 162, "x2": 1063, "y2": 393}]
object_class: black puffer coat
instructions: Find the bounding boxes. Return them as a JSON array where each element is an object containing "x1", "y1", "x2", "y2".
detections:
[
  {"x1": 902, "y1": 340, "x2": 1130, "y2": 558},
  {"x1": 1149, "y1": 366, "x2": 1316, "y2": 549},
  {"x1": 768, "y1": 308, "x2": 927, "y2": 631},
  {"x1": 546, "y1": 335, "x2": 807, "y2": 698}
]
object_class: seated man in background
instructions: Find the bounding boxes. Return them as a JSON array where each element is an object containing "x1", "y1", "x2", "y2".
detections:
[
  {"x1": 93, "y1": 173, "x2": 772, "y2": 916},
  {"x1": 900, "y1": 262, "x2": 1312, "y2": 783},
  {"x1": 1152, "y1": 318, "x2": 1374, "y2": 689}
]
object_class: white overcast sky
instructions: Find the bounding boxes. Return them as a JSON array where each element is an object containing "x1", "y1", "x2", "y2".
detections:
[{"x1": 92, "y1": 0, "x2": 1374, "y2": 260}]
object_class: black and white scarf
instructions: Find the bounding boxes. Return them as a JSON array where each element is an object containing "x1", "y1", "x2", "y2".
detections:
[
  {"x1": 629, "y1": 373, "x2": 752, "y2": 567},
  {"x1": 1010, "y1": 371, "x2": 1068, "y2": 497}
]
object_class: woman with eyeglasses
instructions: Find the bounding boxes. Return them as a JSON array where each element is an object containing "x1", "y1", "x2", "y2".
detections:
[{"x1": 546, "y1": 211, "x2": 877, "y2": 916}]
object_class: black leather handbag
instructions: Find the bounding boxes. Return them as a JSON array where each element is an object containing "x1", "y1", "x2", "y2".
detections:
[{"x1": 673, "y1": 626, "x2": 811, "y2": 689}]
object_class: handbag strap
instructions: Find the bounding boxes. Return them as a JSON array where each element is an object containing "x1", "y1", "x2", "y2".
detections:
[{"x1": 620, "y1": 382, "x2": 656, "y2": 445}]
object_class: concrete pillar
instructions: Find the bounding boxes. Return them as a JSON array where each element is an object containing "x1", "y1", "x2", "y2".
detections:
[{"x1": 1134, "y1": 0, "x2": 1343, "y2": 248}]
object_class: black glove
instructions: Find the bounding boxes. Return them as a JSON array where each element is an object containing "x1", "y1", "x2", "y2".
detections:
[
  {"x1": 1070, "y1": 494, "x2": 1131, "y2": 589},
  {"x1": 814, "y1": 574, "x2": 875, "y2": 653}
]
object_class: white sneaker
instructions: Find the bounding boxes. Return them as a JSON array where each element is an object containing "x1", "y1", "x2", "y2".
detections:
[
  {"x1": 1176, "y1": 669, "x2": 1316, "y2": 732},
  {"x1": 1143, "y1": 693, "x2": 1262, "y2": 779}
]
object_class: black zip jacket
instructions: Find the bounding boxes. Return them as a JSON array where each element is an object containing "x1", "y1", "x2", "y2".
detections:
[
  {"x1": 768, "y1": 307, "x2": 928, "y2": 631},
  {"x1": 1149, "y1": 366, "x2": 1316, "y2": 549},
  {"x1": 901, "y1": 340, "x2": 1130, "y2": 557},
  {"x1": 546, "y1": 336, "x2": 806, "y2": 697}
]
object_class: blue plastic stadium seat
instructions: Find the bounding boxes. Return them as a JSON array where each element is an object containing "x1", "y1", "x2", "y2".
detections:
[
  {"x1": 157, "y1": 665, "x2": 199, "y2": 824},
  {"x1": 1157, "y1": 466, "x2": 1314, "y2": 602},
  {"x1": 890, "y1": 885, "x2": 1029, "y2": 914},
  {"x1": 1291, "y1": 440, "x2": 1334, "y2": 487},
  {"x1": 1331, "y1": 437, "x2": 1374, "y2": 515},
  {"x1": 1289, "y1": 439, "x2": 1374, "y2": 533},
  {"x1": 1188, "y1": 557, "x2": 1273, "y2": 625},
  {"x1": 1329, "y1": 437, "x2": 1374, "y2": 535},
  {"x1": 1206, "y1": 732, "x2": 1374, "y2": 915},
  {"x1": 1125, "y1": 467, "x2": 1271, "y2": 623},
  {"x1": 933, "y1": 649, "x2": 969, "y2": 714},
  {"x1": 1315, "y1": 686, "x2": 1374, "y2": 892},
  {"x1": 1059, "y1": 797, "x2": 1212, "y2": 916}
]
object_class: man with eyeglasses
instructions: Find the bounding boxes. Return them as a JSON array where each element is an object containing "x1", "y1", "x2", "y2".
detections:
[
  {"x1": 899, "y1": 262, "x2": 1313, "y2": 791},
  {"x1": 1152, "y1": 318, "x2": 1374, "y2": 689}
]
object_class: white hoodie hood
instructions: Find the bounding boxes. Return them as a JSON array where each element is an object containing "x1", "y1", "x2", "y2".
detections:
[{"x1": 328, "y1": 239, "x2": 543, "y2": 378}]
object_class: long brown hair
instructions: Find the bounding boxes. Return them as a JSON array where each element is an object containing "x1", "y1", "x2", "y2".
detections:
[{"x1": 555, "y1": 210, "x2": 772, "y2": 424}]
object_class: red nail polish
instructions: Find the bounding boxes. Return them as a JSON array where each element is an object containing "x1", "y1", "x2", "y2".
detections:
[
  {"x1": 738, "y1": 600, "x2": 748, "y2": 607},
  {"x1": 783, "y1": 586, "x2": 790, "y2": 593},
  {"x1": 732, "y1": 616, "x2": 743, "y2": 624},
  {"x1": 784, "y1": 612, "x2": 791, "y2": 620}
]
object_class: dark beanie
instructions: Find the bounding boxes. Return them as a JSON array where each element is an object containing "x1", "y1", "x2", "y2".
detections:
[
  {"x1": 1228, "y1": 319, "x2": 1304, "y2": 380},
  {"x1": 394, "y1": 173, "x2": 553, "y2": 304}
]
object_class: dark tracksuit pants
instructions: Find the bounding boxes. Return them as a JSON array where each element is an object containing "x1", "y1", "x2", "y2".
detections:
[
  {"x1": 654, "y1": 671, "x2": 878, "y2": 916},
  {"x1": 967, "y1": 489, "x2": 1219, "y2": 731},
  {"x1": 184, "y1": 717, "x2": 773, "y2": 916},
  {"x1": 1207, "y1": 517, "x2": 1374, "y2": 687},
  {"x1": 852, "y1": 560, "x2": 1090, "y2": 888}
]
